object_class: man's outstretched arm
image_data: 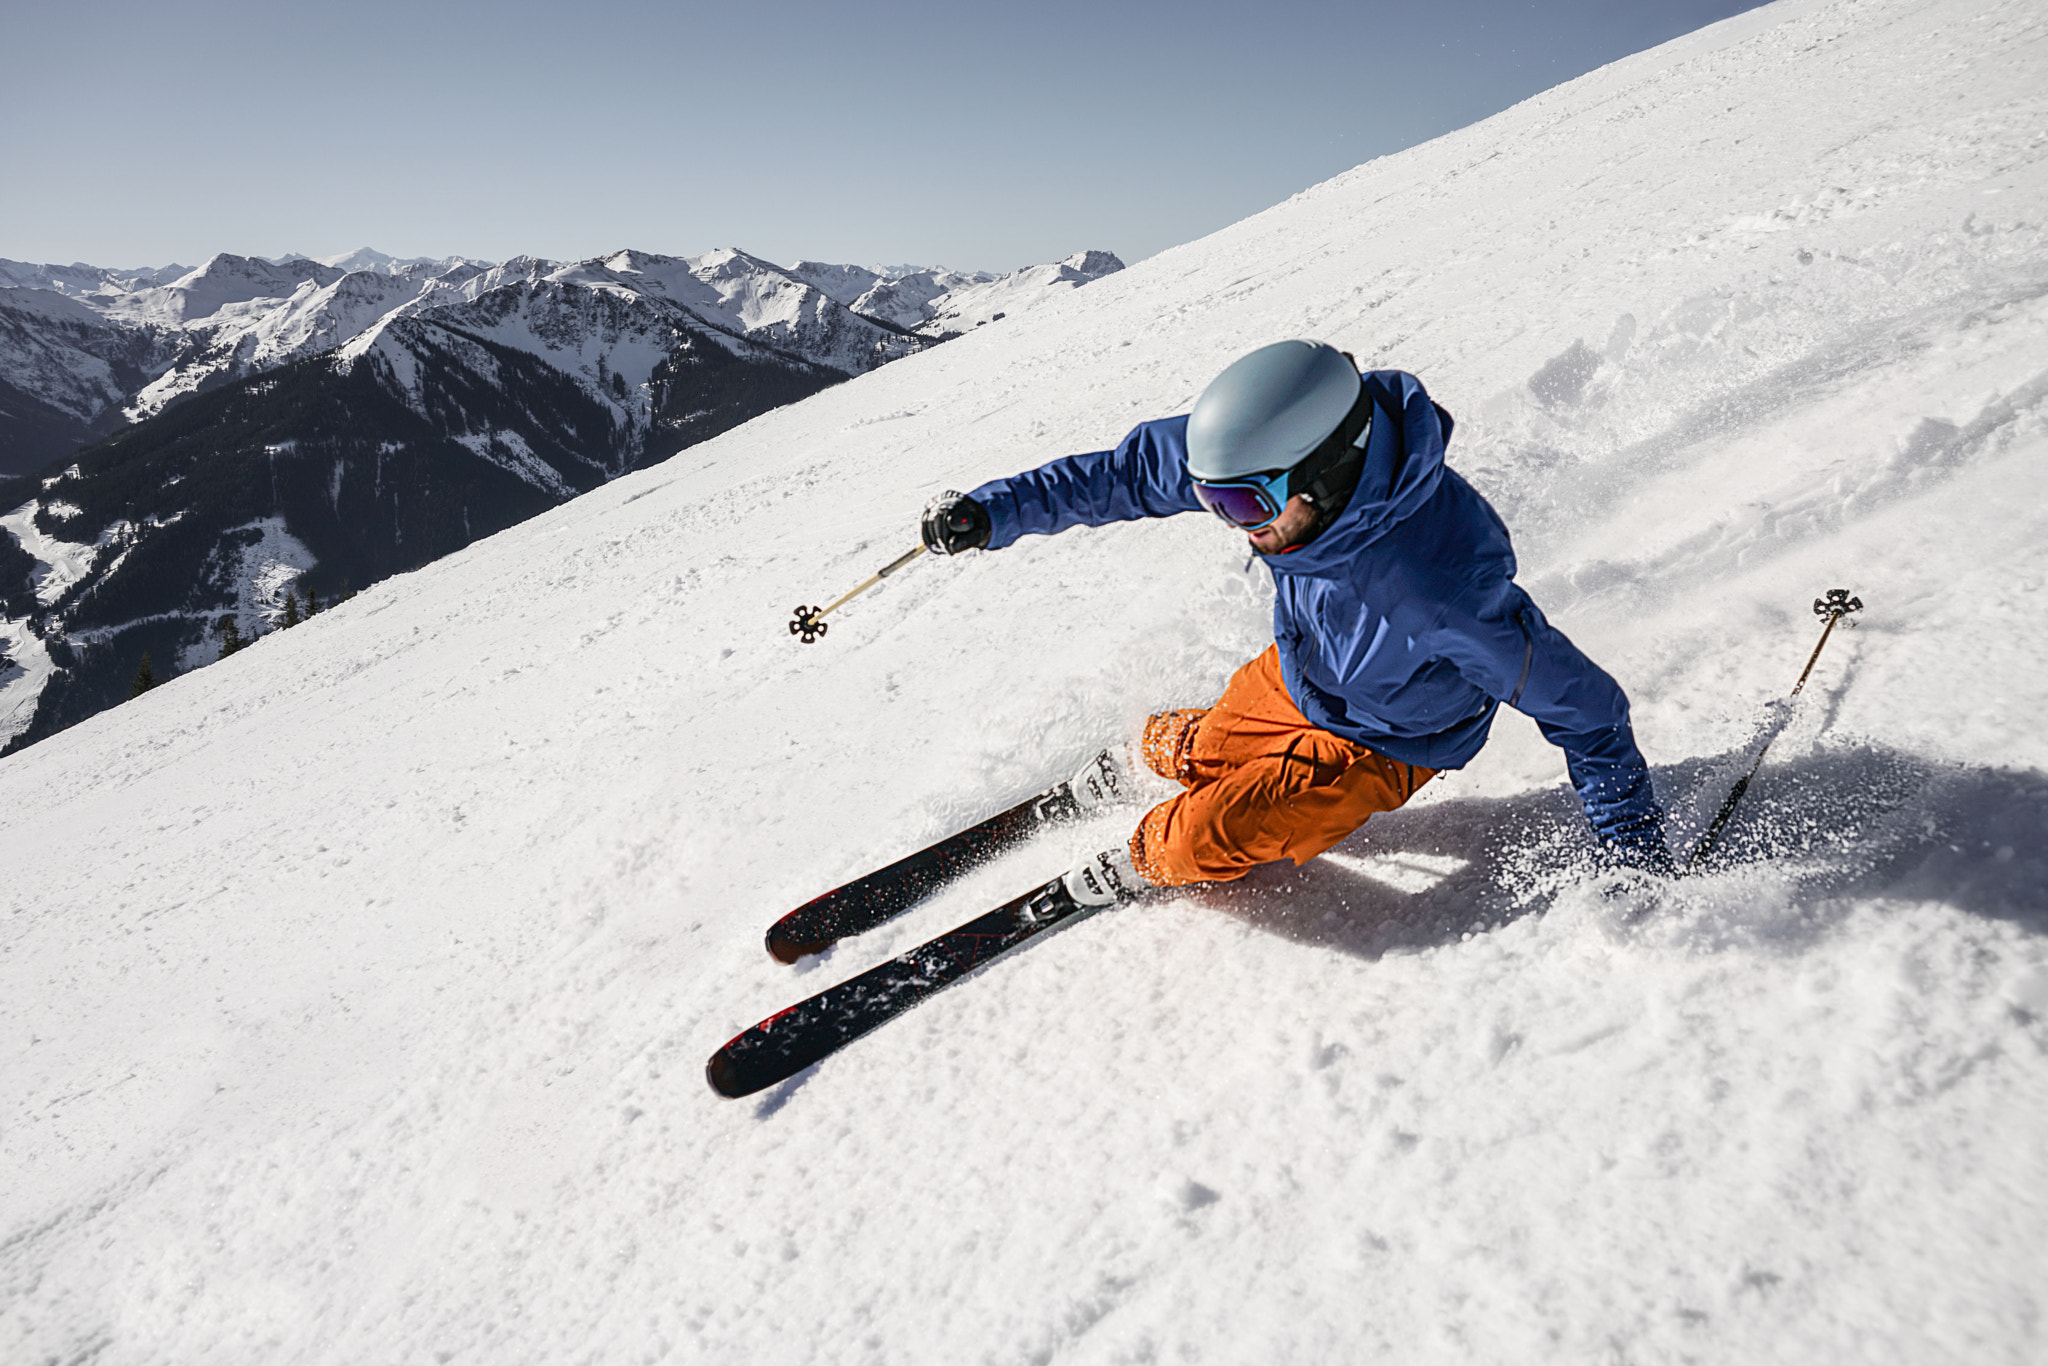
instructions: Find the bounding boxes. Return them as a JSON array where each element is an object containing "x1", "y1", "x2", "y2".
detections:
[{"x1": 961, "y1": 416, "x2": 1205, "y2": 550}]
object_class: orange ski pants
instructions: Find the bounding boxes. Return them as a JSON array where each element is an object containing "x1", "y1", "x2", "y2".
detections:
[{"x1": 1129, "y1": 646, "x2": 1436, "y2": 888}]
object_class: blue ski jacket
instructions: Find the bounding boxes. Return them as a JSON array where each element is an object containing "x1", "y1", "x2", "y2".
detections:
[{"x1": 968, "y1": 370, "x2": 1664, "y2": 853}]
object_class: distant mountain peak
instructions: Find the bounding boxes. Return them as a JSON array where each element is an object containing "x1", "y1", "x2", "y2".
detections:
[
  {"x1": 1058, "y1": 249, "x2": 1125, "y2": 278},
  {"x1": 691, "y1": 246, "x2": 794, "y2": 280},
  {"x1": 316, "y1": 247, "x2": 399, "y2": 271}
]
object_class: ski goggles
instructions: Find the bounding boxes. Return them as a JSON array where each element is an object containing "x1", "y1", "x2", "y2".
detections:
[{"x1": 1190, "y1": 467, "x2": 1293, "y2": 530}]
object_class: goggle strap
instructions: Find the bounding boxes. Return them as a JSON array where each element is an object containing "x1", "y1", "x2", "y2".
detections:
[{"x1": 1297, "y1": 384, "x2": 1378, "y2": 510}]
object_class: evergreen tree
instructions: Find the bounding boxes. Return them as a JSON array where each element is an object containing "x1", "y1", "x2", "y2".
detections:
[
  {"x1": 131, "y1": 653, "x2": 158, "y2": 697},
  {"x1": 216, "y1": 615, "x2": 247, "y2": 657},
  {"x1": 281, "y1": 590, "x2": 301, "y2": 628},
  {"x1": 304, "y1": 586, "x2": 321, "y2": 616}
]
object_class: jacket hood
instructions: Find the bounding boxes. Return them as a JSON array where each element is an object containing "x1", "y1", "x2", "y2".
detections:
[{"x1": 1261, "y1": 398, "x2": 1445, "y2": 577}]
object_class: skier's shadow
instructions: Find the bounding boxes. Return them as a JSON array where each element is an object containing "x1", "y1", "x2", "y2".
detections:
[{"x1": 1186, "y1": 740, "x2": 2048, "y2": 960}]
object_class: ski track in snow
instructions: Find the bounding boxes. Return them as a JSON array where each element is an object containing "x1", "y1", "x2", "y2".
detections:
[{"x1": 4, "y1": 0, "x2": 2048, "y2": 1362}]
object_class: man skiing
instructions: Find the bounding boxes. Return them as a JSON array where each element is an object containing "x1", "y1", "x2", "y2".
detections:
[
  {"x1": 711, "y1": 340, "x2": 1676, "y2": 1096},
  {"x1": 918, "y1": 340, "x2": 1671, "y2": 909}
]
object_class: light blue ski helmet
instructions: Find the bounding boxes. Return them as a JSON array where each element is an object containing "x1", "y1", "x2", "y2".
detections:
[{"x1": 1185, "y1": 340, "x2": 1364, "y2": 481}]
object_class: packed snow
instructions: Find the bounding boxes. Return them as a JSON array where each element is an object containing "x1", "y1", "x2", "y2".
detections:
[{"x1": 4, "y1": 0, "x2": 2046, "y2": 1362}]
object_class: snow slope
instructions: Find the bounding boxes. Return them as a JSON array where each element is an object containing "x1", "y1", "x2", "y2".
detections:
[{"x1": 4, "y1": 0, "x2": 2047, "y2": 1362}]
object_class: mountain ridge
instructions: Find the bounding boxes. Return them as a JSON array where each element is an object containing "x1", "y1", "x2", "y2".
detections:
[{"x1": 0, "y1": 246, "x2": 1127, "y2": 466}]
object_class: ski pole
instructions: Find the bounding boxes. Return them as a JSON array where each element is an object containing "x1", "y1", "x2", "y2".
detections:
[
  {"x1": 1687, "y1": 588, "x2": 1863, "y2": 870},
  {"x1": 788, "y1": 544, "x2": 927, "y2": 643}
]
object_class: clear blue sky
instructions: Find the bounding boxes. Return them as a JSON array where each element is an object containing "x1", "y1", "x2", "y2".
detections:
[{"x1": 3, "y1": 0, "x2": 1771, "y2": 274}]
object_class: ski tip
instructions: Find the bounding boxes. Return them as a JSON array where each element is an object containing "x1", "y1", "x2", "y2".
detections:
[
  {"x1": 707, "y1": 1038, "x2": 798, "y2": 1101},
  {"x1": 705, "y1": 1047, "x2": 747, "y2": 1099},
  {"x1": 766, "y1": 925, "x2": 832, "y2": 965}
]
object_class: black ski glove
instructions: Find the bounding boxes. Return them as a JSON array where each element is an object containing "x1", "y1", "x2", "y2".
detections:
[{"x1": 921, "y1": 491, "x2": 991, "y2": 555}]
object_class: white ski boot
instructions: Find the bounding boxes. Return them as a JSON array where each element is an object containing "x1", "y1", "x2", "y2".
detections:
[
  {"x1": 1035, "y1": 746, "x2": 1137, "y2": 824},
  {"x1": 1062, "y1": 841, "x2": 1153, "y2": 908}
]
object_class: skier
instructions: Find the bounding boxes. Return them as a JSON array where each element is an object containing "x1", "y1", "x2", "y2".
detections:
[{"x1": 918, "y1": 340, "x2": 1671, "y2": 909}]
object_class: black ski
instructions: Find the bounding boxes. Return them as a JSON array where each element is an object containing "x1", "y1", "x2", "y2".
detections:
[
  {"x1": 711, "y1": 874, "x2": 1106, "y2": 1098},
  {"x1": 765, "y1": 752, "x2": 1122, "y2": 963}
]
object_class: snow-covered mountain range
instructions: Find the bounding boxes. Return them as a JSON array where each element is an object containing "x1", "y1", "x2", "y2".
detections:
[
  {"x1": 0, "y1": 245, "x2": 1121, "y2": 751},
  {"x1": 7, "y1": 0, "x2": 2043, "y2": 1359},
  {"x1": 283, "y1": 247, "x2": 489, "y2": 276},
  {"x1": 0, "y1": 247, "x2": 1124, "y2": 474},
  {"x1": 785, "y1": 259, "x2": 997, "y2": 330}
]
